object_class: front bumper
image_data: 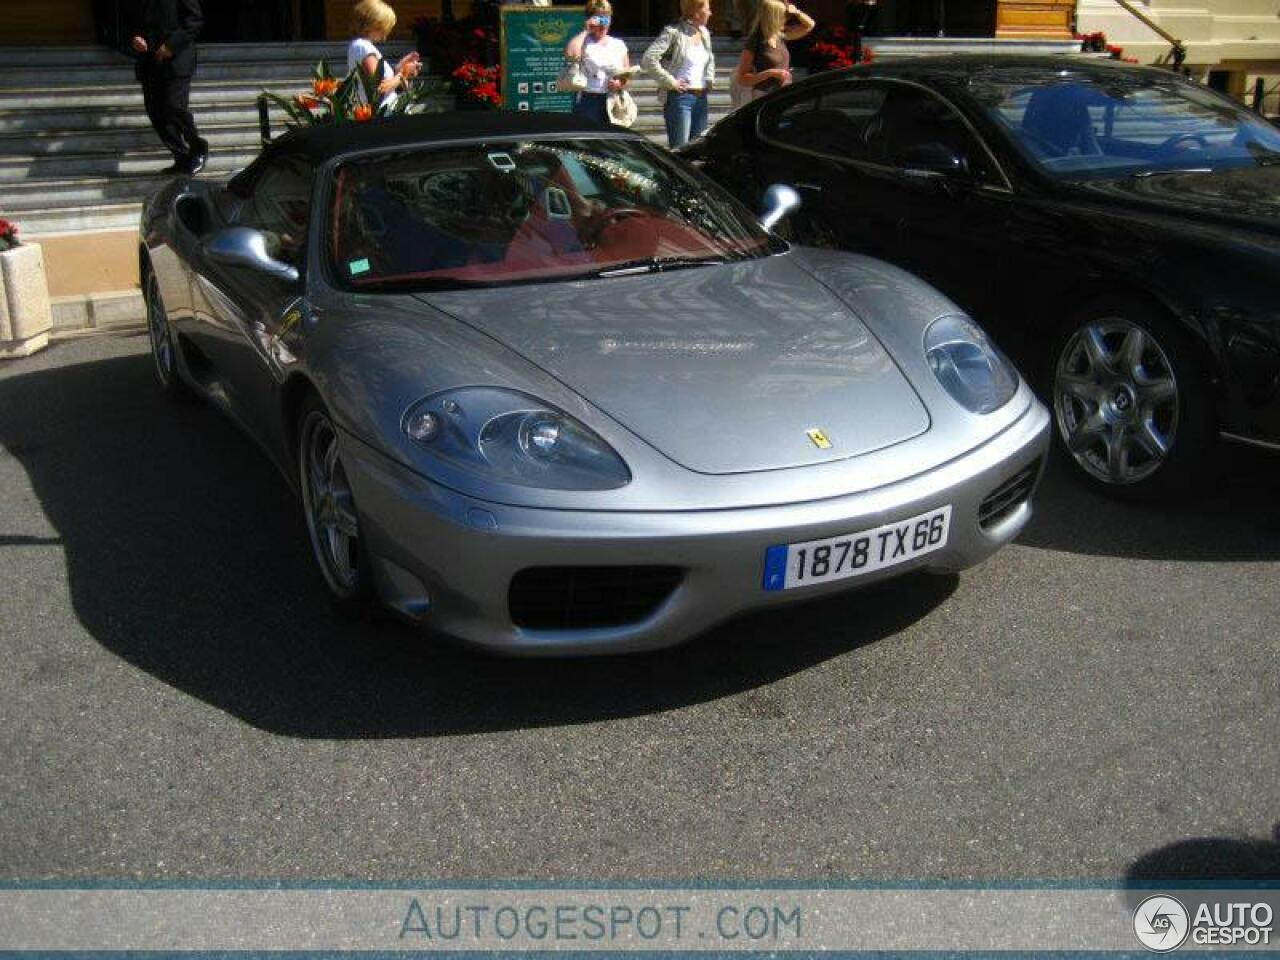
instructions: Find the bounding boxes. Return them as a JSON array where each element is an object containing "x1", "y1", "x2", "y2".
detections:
[{"x1": 343, "y1": 401, "x2": 1051, "y2": 655}]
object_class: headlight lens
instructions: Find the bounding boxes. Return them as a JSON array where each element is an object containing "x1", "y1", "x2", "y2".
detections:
[
  {"x1": 402, "y1": 387, "x2": 630, "y2": 490},
  {"x1": 924, "y1": 315, "x2": 1019, "y2": 414}
]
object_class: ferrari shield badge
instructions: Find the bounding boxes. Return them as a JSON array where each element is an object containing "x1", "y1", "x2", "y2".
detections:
[{"x1": 806, "y1": 428, "x2": 832, "y2": 450}]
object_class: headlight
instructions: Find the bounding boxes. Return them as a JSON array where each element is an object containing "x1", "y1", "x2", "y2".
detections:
[
  {"x1": 402, "y1": 387, "x2": 631, "y2": 490},
  {"x1": 924, "y1": 315, "x2": 1019, "y2": 414}
]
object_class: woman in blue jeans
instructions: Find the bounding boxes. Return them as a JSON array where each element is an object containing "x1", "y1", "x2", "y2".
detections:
[{"x1": 642, "y1": 0, "x2": 715, "y2": 147}]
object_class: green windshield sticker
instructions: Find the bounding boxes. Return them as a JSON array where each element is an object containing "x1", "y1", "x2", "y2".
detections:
[{"x1": 349, "y1": 258, "x2": 371, "y2": 276}]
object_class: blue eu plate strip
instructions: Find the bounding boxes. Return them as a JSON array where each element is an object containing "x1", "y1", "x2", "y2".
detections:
[{"x1": 762, "y1": 544, "x2": 788, "y2": 592}]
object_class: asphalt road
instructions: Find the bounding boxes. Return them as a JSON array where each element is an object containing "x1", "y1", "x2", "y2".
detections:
[{"x1": 1, "y1": 332, "x2": 1277, "y2": 883}]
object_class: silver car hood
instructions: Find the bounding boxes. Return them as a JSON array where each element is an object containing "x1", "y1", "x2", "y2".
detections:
[{"x1": 417, "y1": 254, "x2": 929, "y2": 475}]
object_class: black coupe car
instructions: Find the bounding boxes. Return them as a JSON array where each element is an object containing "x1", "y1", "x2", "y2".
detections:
[{"x1": 684, "y1": 55, "x2": 1280, "y2": 496}]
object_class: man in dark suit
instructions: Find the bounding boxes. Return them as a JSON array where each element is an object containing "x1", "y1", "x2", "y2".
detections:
[{"x1": 128, "y1": 0, "x2": 208, "y2": 174}]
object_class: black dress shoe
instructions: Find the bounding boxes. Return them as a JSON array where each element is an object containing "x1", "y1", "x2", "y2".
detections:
[
  {"x1": 188, "y1": 150, "x2": 208, "y2": 175},
  {"x1": 160, "y1": 160, "x2": 191, "y2": 174}
]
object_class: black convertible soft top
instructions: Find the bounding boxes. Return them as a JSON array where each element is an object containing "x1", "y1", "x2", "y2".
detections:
[{"x1": 230, "y1": 111, "x2": 620, "y2": 193}]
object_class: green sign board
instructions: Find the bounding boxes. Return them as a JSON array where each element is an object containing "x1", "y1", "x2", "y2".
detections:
[{"x1": 499, "y1": 5, "x2": 584, "y2": 112}]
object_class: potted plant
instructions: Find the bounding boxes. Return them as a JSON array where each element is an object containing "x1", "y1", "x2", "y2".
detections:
[
  {"x1": 0, "y1": 218, "x2": 53, "y2": 359},
  {"x1": 451, "y1": 60, "x2": 502, "y2": 109}
]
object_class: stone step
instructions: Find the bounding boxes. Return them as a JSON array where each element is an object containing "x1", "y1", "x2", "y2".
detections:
[
  {"x1": 0, "y1": 68, "x2": 736, "y2": 114},
  {"x1": 15, "y1": 201, "x2": 144, "y2": 236},
  {"x1": 0, "y1": 120, "x2": 264, "y2": 157},
  {"x1": 0, "y1": 174, "x2": 176, "y2": 212},
  {"x1": 0, "y1": 41, "x2": 413, "y2": 69},
  {"x1": 0, "y1": 143, "x2": 260, "y2": 183},
  {"x1": 0, "y1": 81, "x2": 315, "y2": 113}
]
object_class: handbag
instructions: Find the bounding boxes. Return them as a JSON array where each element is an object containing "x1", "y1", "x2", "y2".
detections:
[
  {"x1": 607, "y1": 88, "x2": 638, "y2": 127},
  {"x1": 558, "y1": 56, "x2": 588, "y2": 92}
]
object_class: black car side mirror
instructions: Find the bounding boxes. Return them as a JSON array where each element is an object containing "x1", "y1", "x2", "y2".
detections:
[
  {"x1": 760, "y1": 183, "x2": 802, "y2": 231},
  {"x1": 899, "y1": 142, "x2": 970, "y2": 178},
  {"x1": 204, "y1": 227, "x2": 300, "y2": 285}
]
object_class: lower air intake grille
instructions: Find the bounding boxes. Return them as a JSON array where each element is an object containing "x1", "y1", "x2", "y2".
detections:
[
  {"x1": 979, "y1": 459, "x2": 1040, "y2": 530},
  {"x1": 509, "y1": 566, "x2": 683, "y2": 630}
]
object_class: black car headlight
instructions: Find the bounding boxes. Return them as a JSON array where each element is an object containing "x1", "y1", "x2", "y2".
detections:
[
  {"x1": 403, "y1": 387, "x2": 631, "y2": 491},
  {"x1": 924, "y1": 315, "x2": 1019, "y2": 414}
]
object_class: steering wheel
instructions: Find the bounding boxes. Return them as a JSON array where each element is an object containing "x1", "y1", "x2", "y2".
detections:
[{"x1": 1160, "y1": 132, "x2": 1210, "y2": 152}]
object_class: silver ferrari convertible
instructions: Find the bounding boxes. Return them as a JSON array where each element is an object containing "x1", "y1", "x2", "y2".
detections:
[{"x1": 141, "y1": 112, "x2": 1049, "y2": 654}]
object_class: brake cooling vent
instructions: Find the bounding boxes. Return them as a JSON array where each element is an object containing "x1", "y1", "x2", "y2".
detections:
[
  {"x1": 508, "y1": 566, "x2": 683, "y2": 630},
  {"x1": 978, "y1": 459, "x2": 1040, "y2": 530}
]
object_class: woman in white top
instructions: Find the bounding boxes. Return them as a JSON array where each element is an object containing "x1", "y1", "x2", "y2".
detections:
[
  {"x1": 347, "y1": 0, "x2": 421, "y2": 113},
  {"x1": 564, "y1": 0, "x2": 630, "y2": 124},
  {"x1": 642, "y1": 0, "x2": 715, "y2": 147}
]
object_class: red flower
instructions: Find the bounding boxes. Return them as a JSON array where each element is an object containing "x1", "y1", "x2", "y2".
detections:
[
  {"x1": 313, "y1": 76, "x2": 339, "y2": 97},
  {"x1": 296, "y1": 93, "x2": 323, "y2": 110},
  {"x1": 353, "y1": 103, "x2": 374, "y2": 121},
  {"x1": 861, "y1": 46, "x2": 875, "y2": 63}
]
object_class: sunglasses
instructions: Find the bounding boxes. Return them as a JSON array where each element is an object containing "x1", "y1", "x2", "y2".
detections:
[{"x1": 586, "y1": 15, "x2": 612, "y2": 26}]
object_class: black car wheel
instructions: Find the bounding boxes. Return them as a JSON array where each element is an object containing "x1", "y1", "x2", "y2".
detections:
[
  {"x1": 143, "y1": 262, "x2": 188, "y2": 399},
  {"x1": 298, "y1": 393, "x2": 371, "y2": 607},
  {"x1": 1051, "y1": 304, "x2": 1212, "y2": 497}
]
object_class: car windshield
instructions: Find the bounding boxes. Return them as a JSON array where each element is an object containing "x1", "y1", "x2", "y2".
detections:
[
  {"x1": 328, "y1": 136, "x2": 782, "y2": 291},
  {"x1": 971, "y1": 69, "x2": 1280, "y2": 180}
]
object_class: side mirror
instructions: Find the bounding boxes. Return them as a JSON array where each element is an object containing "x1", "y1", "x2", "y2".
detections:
[
  {"x1": 759, "y1": 183, "x2": 802, "y2": 232},
  {"x1": 899, "y1": 142, "x2": 969, "y2": 178},
  {"x1": 204, "y1": 227, "x2": 300, "y2": 284}
]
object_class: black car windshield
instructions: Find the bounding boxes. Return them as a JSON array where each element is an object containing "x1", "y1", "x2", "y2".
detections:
[
  {"x1": 972, "y1": 69, "x2": 1280, "y2": 180},
  {"x1": 328, "y1": 137, "x2": 782, "y2": 291}
]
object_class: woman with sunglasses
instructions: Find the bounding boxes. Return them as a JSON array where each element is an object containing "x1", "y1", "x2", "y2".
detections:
[{"x1": 564, "y1": 0, "x2": 631, "y2": 123}]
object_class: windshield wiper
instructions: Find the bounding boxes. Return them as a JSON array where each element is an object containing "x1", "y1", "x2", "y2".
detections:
[{"x1": 593, "y1": 255, "x2": 726, "y2": 278}]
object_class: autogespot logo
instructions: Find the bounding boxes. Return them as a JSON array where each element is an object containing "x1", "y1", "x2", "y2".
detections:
[{"x1": 1134, "y1": 895, "x2": 1190, "y2": 952}]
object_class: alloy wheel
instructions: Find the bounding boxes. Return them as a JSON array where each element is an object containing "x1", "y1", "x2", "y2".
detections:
[
  {"x1": 299, "y1": 408, "x2": 363, "y2": 597},
  {"x1": 1054, "y1": 318, "x2": 1180, "y2": 485},
  {"x1": 145, "y1": 270, "x2": 175, "y2": 387}
]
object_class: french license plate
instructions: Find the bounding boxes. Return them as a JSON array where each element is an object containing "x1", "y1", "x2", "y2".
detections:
[{"x1": 762, "y1": 505, "x2": 952, "y2": 591}]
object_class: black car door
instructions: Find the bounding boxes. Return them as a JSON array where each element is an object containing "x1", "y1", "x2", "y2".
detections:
[{"x1": 754, "y1": 77, "x2": 1017, "y2": 330}]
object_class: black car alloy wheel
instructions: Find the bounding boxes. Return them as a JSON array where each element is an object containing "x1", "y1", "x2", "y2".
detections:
[
  {"x1": 1052, "y1": 306, "x2": 1209, "y2": 494},
  {"x1": 298, "y1": 395, "x2": 369, "y2": 603}
]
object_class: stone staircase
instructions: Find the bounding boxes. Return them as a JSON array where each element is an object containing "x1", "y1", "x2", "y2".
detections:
[
  {"x1": 0, "y1": 42, "x2": 412, "y2": 238},
  {"x1": 0, "y1": 39, "x2": 740, "y2": 241}
]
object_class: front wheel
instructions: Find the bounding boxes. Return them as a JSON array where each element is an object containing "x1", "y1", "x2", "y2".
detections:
[
  {"x1": 143, "y1": 263, "x2": 189, "y2": 399},
  {"x1": 298, "y1": 394, "x2": 371, "y2": 607},
  {"x1": 1050, "y1": 306, "x2": 1213, "y2": 498}
]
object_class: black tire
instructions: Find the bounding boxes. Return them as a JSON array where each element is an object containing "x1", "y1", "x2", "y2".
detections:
[
  {"x1": 142, "y1": 260, "x2": 191, "y2": 400},
  {"x1": 1048, "y1": 300, "x2": 1215, "y2": 500},
  {"x1": 297, "y1": 393, "x2": 373, "y2": 610}
]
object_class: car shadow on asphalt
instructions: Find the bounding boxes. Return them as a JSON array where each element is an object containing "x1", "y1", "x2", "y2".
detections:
[
  {"x1": 1017, "y1": 444, "x2": 1280, "y2": 562},
  {"x1": 0, "y1": 346, "x2": 960, "y2": 739},
  {"x1": 1123, "y1": 826, "x2": 1280, "y2": 899}
]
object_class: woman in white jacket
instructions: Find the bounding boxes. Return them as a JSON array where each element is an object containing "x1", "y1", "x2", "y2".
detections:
[{"x1": 641, "y1": 0, "x2": 715, "y2": 147}]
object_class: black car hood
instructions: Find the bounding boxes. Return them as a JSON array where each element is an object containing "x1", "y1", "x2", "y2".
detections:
[{"x1": 1069, "y1": 165, "x2": 1280, "y2": 239}]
